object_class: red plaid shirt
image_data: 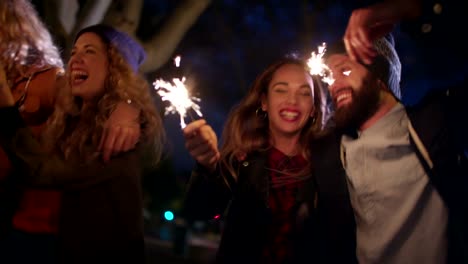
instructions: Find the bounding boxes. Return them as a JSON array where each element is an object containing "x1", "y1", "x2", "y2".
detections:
[{"x1": 260, "y1": 147, "x2": 308, "y2": 264}]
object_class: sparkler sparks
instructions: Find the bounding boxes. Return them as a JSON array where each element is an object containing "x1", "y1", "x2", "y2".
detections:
[
  {"x1": 174, "y1": 55, "x2": 181, "y2": 67},
  {"x1": 153, "y1": 56, "x2": 203, "y2": 129},
  {"x1": 306, "y1": 42, "x2": 335, "y2": 85}
]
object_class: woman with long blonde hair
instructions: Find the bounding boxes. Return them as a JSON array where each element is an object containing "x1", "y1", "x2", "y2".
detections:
[
  {"x1": 0, "y1": 24, "x2": 165, "y2": 263},
  {"x1": 0, "y1": 1, "x2": 144, "y2": 262},
  {"x1": 44, "y1": 26, "x2": 164, "y2": 166},
  {"x1": 0, "y1": 0, "x2": 63, "y2": 81}
]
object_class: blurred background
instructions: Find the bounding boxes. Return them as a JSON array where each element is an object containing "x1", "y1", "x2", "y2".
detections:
[{"x1": 32, "y1": 0, "x2": 467, "y2": 263}]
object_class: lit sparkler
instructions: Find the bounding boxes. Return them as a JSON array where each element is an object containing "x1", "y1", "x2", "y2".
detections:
[
  {"x1": 174, "y1": 55, "x2": 181, "y2": 67},
  {"x1": 306, "y1": 42, "x2": 335, "y2": 85},
  {"x1": 153, "y1": 56, "x2": 203, "y2": 129}
]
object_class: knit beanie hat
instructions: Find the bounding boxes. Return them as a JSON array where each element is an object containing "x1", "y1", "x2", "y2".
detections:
[
  {"x1": 74, "y1": 24, "x2": 146, "y2": 72},
  {"x1": 324, "y1": 34, "x2": 402, "y2": 100}
]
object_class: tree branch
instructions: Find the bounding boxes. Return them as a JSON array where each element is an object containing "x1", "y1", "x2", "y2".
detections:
[
  {"x1": 140, "y1": 0, "x2": 212, "y2": 73},
  {"x1": 103, "y1": 0, "x2": 144, "y2": 34}
]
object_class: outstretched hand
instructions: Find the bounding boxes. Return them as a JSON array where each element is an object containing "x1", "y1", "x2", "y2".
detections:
[
  {"x1": 99, "y1": 101, "x2": 141, "y2": 162},
  {"x1": 183, "y1": 119, "x2": 220, "y2": 172},
  {"x1": 344, "y1": 6, "x2": 394, "y2": 65},
  {"x1": 343, "y1": 0, "x2": 421, "y2": 64}
]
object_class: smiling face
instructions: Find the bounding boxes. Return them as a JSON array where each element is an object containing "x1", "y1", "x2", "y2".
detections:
[
  {"x1": 326, "y1": 53, "x2": 380, "y2": 129},
  {"x1": 261, "y1": 63, "x2": 315, "y2": 140},
  {"x1": 68, "y1": 32, "x2": 109, "y2": 101}
]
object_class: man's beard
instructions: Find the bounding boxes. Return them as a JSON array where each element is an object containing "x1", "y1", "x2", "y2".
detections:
[{"x1": 333, "y1": 80, "x2": 380, "y2": 130}]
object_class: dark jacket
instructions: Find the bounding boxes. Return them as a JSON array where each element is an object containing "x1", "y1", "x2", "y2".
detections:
[
  {"x1": 311, "y1": 132, "x2": 358, "y2": 264},
  {"x1": 183, "y1": 149, "x2": 357, "y2": 264},
  {"x1": 0, "y1": 107, "x2": 145, "y2": 264},
  {"x1": 406, "y1": 85, "x2": 468, "y2": 263}
]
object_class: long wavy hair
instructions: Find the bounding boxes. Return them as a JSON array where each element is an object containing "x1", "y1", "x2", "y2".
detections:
[
  {"x1": 219, "y1": 57, "x2": 331, "y2": 181},
  {"x1": 43, "y1": 43, "x2": 165, "y2": 166},
  {"x1": 0, "y1": 0, "x2": 63, "y2": 83}
]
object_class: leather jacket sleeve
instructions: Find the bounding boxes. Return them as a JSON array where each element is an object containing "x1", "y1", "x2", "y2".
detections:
[{"x1": 182, "y1": 162, "x2": 234, "y2": 222}]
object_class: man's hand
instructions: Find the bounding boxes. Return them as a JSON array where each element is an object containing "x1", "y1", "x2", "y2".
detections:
[
  {"x1": 99, "y1": 101, "x2": 141, "y2": 162},
  {"x1": 343, "y1": 0, "x2": 421, "y2": 64},
  {"x1": 183, "y1": 119, "x2": 220, "y2": 172},
  {"x1": 344, "y1": 6, "x2": 393, "y2": 64}
]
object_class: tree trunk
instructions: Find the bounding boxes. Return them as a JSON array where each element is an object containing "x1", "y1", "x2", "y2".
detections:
[{"x1": 43, "y1": 0, "x2": 212, "y2": 73}]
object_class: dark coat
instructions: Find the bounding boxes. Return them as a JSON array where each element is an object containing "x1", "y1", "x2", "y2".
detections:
[
  {"x1": 0, "y1": 107, "x2": 145, "y2": 264},
  {"x1": 311, "y1": 132, "x2": 358, "y2": 264},
  {"x1": 183, "y1": 149, "x2": 357, "y2": 264},
  {"x1": 406, "y1": 85, "x2": 468, "y2": 263}
]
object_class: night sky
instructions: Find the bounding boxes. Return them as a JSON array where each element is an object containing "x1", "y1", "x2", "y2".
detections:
[{"x1": 145, "y1": 0, "x2": 467, "y2": 174}]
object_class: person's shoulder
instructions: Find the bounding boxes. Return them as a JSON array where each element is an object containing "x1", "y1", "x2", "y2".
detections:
[
  {"x1": 405, "y1": 79, "x2": 467, "y2": 138},
  {"x1": 409, "y1": 78, "x2": 467, "y2": 111},
  {"x1": 23, "y1": 66, "x2": 62, "y2": 80},
  {"x1": 25, "y1": 66, "x2": 63, "y2": 90}
]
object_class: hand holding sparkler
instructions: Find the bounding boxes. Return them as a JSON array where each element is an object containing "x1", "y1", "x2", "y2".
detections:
[
  {"x1": 183, "y1": 119, "x2": 220, "y2": 172},
  {"x1": 153, "y1": 56, "x2": 203, "y2": 129}
]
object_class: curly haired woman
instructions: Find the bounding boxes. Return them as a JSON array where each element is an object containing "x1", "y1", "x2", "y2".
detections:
[
  {"x1": 0, "y1": 1, "x2": 144, "y2": 262},
  {"x1": 0, "y1": 24, "x2": 165, "y2": 263}
]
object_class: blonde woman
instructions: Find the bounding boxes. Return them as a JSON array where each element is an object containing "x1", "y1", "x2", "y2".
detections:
[
  {"x1": 0, "y1": 24, "x2": 165, "y2": 263},
  {"x1": 0, "y1": 1, "x2": 143, "y2": 262}
]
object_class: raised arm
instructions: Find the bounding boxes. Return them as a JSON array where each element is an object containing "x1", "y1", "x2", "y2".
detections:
[
  {"x1": 344, "y1": 0, "x2": 421, "y2": 64},
  {"x1": 181, "y1": 119, "x2": 232, "y2": 221}
]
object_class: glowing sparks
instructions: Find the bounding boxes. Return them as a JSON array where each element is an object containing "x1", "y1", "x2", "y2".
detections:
[
  {"x1": 306, "y1": 42, "x2": 335, "y2": 85},
  {"x1": 153, "y1": 56, "x2": 203, "y2": 129},
  {"x1": 174, "y1": 55, "x2": 181, "y2": 67}
]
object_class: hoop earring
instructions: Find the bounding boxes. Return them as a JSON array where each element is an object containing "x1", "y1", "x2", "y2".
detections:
[
  {"x1": 311, "y1": 115, "x2": 316, "y2": 125},
  {"x1": 256, "y1": 108, "x2": 267, "y2": 120}
]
